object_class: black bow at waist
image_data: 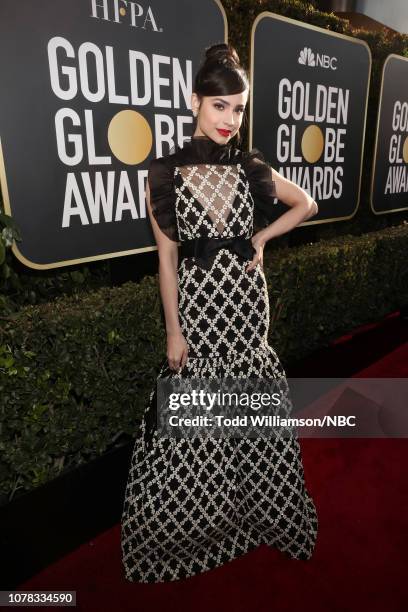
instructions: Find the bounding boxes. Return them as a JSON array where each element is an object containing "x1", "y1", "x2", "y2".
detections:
[{"x1": 179, "y1": 235, "x2": 256, "y2": 270}]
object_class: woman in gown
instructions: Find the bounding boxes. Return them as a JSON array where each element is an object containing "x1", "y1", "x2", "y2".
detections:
[{"x1": 121, "y1": 43, "x2": 319, "y2": 583}]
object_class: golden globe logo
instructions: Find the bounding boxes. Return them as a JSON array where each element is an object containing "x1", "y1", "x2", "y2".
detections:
[
  {"x1": 385, "y1": 100, "x2": 408, "y2": 194},
  {"x1": 277, "y1": 78, "x2": 349, "y2": 199},
  {"x1": 47, "y1": 36, "x2": 192, "y2": 227},
  {"x1": 90, "y1": 0, "x2": 163, "y2": 32}
]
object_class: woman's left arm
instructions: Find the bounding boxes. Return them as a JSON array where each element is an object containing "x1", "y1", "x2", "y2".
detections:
[
  {"x1": 261, "y1": 168, "x2": 318, "y2": 243},
  {"x1": 247, "y1": 168, "x2": 318, "y2": 271}
]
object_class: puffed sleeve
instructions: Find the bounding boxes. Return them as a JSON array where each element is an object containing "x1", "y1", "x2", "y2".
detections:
[
  {"x1": 242, "y1": 148, "x2": 278, "y2": 229},
  {"x1": 147, "y1": 157, "x2": 179, "y2": 242}
]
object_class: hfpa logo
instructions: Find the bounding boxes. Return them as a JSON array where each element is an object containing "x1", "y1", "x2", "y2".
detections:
[
  {"x1": 90, "y1": 0, "x2": 163, "y2": 32},
  {"x1": 298, "y1": 47, "x2": 337, "y2": 70}
]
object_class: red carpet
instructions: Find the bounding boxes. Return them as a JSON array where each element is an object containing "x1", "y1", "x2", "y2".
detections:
[{"x1": 17, "y1": 318, "x2": 408, "y2": 612}]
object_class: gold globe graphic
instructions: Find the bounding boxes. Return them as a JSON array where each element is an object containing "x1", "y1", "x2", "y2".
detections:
[
  {"x1": 403, "y1": 136, "x2": 408, "y2": 164},
  {"x1": 108, "y1": 110, "x2": 152, "y2": 165},
  {"x1": 301, "y1": 125, "x2": 324, "y2": 163}
]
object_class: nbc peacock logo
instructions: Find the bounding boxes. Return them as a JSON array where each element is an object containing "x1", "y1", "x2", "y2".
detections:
[
  {"x1": 298, "y1": 47, "x2": 315, "y2": 67},
  {"x1": 297, "y1": 46, "x2": 338, "y2": 70}
]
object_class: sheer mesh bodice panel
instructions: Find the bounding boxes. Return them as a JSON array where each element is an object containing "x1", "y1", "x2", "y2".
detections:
[{"x1": 174, "y1": 163, "x2": 253, "y2": 240}]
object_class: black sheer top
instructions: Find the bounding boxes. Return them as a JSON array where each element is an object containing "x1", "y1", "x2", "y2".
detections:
[{"x1": 147, "y1": 135, "x2": 277, "y2": 242}]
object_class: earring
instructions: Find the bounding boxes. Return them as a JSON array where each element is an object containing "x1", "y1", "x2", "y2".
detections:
[{"x1": 193, "y1": 110, "x2": 197, "y2": 117}]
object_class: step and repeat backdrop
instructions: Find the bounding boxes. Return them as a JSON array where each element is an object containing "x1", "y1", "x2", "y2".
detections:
[
  {"x1": 250, "y1": 12, "x2": 371, "y2": 225},
  {"x1": 0, "y1": 0, "x2": 226, "y2": 269},
  {"x1": 0, "y1": 2, "x2": 405, "y2": 270}
]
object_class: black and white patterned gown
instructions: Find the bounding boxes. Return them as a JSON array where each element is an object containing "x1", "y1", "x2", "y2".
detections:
[{"x1": 121, "y1": 135, "x2": 318, "y2": 583}]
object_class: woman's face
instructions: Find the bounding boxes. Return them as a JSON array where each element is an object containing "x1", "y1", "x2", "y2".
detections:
[{"x1": 191, "y1": 90, "x2": 248, "y2": 144}]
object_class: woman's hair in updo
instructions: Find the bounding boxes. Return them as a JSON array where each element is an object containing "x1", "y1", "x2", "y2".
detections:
[{"x1": 193, "y1": 43, "x2": 249, "y2": 143}]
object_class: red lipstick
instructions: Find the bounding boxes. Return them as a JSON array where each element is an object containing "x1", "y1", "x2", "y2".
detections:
[{"x1": 217, "y1": 129, "x2": 231, "y2": 137}]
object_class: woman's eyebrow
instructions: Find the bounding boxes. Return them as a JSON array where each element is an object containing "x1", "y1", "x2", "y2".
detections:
[{"x1": 213, "y1": 98, "x2": 245, "y2": 108}]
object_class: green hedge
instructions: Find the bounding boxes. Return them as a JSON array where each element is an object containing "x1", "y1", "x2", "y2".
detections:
[
  {"x1": 1, "y1": 222, "x2": 407, "y2": 502},
  {"x1": 0, "y1": 276, "x2": 165, "y2": 503},
  {"x1": 265, "y1": 223, "x2": 408, "y2": 358}
]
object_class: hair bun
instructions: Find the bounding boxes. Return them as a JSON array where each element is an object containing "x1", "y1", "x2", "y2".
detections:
[{"x1": 204, "y1": 43, "x2": 240, "y2": 66}]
